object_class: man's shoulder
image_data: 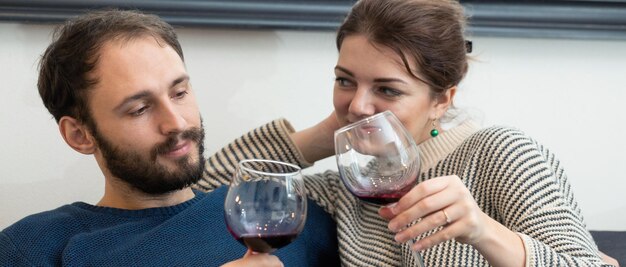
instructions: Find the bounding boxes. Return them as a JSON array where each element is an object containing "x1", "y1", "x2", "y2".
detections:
[
  {"x1": 2, "y1": 205, "x2": 88, "y2": 243},
  {"x1": 1, "y1": 204, "x2": 87, "y2": 265},
  {"x1": 3, "y1": 204, "x2": 84, "y2": 235}
]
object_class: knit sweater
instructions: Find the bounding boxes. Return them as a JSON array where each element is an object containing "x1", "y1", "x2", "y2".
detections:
[
  {"x1": 197, "y1": 119, "x2": 611, "y2": 267},
  {"x1": 0, "y1": 187, "x2": 339, "y2": 266}
]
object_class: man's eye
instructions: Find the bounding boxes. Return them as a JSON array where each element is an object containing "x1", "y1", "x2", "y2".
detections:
[
  {"x1": 173, "y1": 91, "x2": 189, "y2": 99},
  {"x1": 130, "y1": 106, "x2": 149, "y2": 116}
]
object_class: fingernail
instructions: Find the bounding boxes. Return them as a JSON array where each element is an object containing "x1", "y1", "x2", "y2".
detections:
[
  {"x1": 386, "y1": 202, "x2": 398, "y2": 214},
  {"x1": 388, "y1": 223, "x2": 398, "y2": 232},
  {"x1": 394, "y1": 234, "x2": 403, "y2": 243}
]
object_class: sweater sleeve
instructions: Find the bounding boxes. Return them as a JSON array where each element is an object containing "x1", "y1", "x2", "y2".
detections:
[
  {"x1": 480, "y1": 127, "x2": 611, "y2": 266},
  {"x1": 0, "y1": 232, "x2": 34, "y2": 267},
  {"x1": 195, "y1": 118, "x2": 339, "y2": 215}
]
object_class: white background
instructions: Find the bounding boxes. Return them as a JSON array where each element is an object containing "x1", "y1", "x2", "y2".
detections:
[{"x1": 1, "y1": 23, "x2": 624, "y2": 230}]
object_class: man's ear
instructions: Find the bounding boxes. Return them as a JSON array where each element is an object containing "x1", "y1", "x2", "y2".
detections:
[
  {"x1": 432, "y1": 86, "x2": 457, "y2": 119},
  {"x1": 58, "y1": 116, "x2": 97, "y2": 155}
]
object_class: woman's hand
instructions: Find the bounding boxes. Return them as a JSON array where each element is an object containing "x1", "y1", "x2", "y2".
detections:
[
  {"x1": 290, "y1": 111, "x2": 341, "y2": 163},
  {"x1": 379, "y1": 175, "x2": 486, "y2": 249},
  {"x1": 379, "y1": 175, "x2": 526, "y2": 267},
  {"x1": 599, "y1": 251, "x2": 620, "y2": 267},
  {"x1": 221, "y1": 249, "x2": 283, "y2": 267}
]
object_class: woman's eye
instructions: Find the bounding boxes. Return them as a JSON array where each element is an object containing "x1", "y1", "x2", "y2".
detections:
[
  {"x1": 378, "y1": 87, "x2": 402, "y2": 97},
  {"x1": 335, "y1": 77, "x2": 354, "y2": 87}
]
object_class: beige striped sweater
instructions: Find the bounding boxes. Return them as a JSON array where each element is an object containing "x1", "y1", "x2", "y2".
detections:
[{"x1": 196, "y1": 119, "x2": 609, "y2": 266}]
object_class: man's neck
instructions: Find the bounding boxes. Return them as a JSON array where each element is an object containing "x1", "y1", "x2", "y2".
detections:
[{"x1": 97, "y1": 180, "x2": 196, "y2": 210}]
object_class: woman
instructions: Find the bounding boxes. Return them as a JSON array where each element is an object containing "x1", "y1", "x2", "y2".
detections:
[{"x1": 197, "y1": 0, "x2": 615, "y2": 265}]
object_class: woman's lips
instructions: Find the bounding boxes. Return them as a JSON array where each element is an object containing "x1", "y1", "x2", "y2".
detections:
[{"x1": 359, "y1": 125, "x2": 381, "y2": 134}]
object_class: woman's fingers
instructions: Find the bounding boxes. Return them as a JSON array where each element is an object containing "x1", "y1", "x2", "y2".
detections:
[
  {"x1": 393, "y1": 205, "x2": 455, "y2": 243},
  {"x1": 379, "y1": 176, "x2": 451, "y2": 220},
  {"x1": 391, "y1": 177, "x2": 448, "y2": 214},
  {"x1": 381, "y1": 175, "x2": 488, "y2": 249},
  {"x1": 387, "y1": 176, "x2": 464, "y2": 232},
  {"x1": 388, "y1": 188, "x2": 456, "y2": 232}
]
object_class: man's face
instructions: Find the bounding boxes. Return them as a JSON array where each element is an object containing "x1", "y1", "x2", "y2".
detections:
[{"x1": 86, "y1": 36, "x2": 204, "y2": 195}]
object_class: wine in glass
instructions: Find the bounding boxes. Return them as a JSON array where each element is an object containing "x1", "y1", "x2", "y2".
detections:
[
  {"x1": 335, "y1": 110, "x2": 425, "y2": 266},
  {"x1": 224, "y1": 159, "x2": 307, "y2": 253}
]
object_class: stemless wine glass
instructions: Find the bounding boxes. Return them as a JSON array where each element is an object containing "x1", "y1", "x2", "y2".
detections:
[
  {"x1": 224, "y1": 159, "x2": 307, "y2": 253},
  {"x1": 335, "y1": 110, "x2": 425, "y2": 266}
]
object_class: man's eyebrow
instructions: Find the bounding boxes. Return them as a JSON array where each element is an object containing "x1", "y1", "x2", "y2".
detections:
[
  {"x1": 113, "y1": 75, "x2": 190, "y2": 112},
  {"x1": 114, "y1": 90, "x2": 152, "y2": 112},
  {"x1": 171, "y1": 75, "x2": 189, "y2": 88}
]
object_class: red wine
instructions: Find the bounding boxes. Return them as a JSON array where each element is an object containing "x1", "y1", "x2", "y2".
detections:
[
  {"x1": 235, "y1": 233, "x2": 298, "y2": 253},
  {"x1": 355, "y1": 193, "x2": 404, "y2": 205},
  {"x1": 353, "y1": 182, "x2": 413, "y2": 205}
]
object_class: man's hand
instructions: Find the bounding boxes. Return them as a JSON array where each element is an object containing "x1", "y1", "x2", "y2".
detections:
[{"x1": 221, "y1": 249, "x2": 283, "y2": 267}]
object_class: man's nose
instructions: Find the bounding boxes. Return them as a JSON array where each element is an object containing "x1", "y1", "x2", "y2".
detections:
[{"x1": 158, "y1": 103, "x2": 187, "y2": 135}]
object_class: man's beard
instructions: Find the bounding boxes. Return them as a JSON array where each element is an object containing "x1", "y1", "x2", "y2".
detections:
[{"x1": 91, "y1": 123, "x2": 206, "y2": 195}]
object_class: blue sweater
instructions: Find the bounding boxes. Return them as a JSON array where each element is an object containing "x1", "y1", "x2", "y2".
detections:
[{"x1": 0, "y1": 187, "x2": 339, "y2": 266}]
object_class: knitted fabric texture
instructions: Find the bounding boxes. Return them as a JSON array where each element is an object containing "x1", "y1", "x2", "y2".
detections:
[
  {"x1": 197, "y1": 119, "x2": 611, "y2": 267},
  {"x1": 1, "y1": 187, "x2": 339, "y2": 266}
]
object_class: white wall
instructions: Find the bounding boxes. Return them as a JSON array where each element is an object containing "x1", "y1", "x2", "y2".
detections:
[{"x1": 1, "y1": 22, "x2": 624, "y2": 230}]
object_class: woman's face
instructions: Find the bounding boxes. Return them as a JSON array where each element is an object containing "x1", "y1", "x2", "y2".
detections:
[{"x1": 333, "y1": 35, "x2": 452, "y2": 144}]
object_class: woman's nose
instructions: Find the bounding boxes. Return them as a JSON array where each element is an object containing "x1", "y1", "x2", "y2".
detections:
[{"x1": 348, "y1": 88, "x2": 376, "y2": 118}]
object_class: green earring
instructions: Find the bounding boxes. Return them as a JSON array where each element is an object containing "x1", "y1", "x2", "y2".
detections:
[{"x1": 430, "y1": 118, "x2": 439, "y2": 137}]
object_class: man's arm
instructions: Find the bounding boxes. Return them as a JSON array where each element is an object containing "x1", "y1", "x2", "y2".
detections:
[{"x1": 1, "y1": 232, "x2": 34, "y2": 266}]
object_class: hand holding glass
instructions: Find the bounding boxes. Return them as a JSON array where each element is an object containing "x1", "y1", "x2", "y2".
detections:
[
  {"x1": 334, "y1": 110, "x2": 425, "y2": 266},
  {"x1": 224, "y1": 159, "x2": 307, "y2": 253}
]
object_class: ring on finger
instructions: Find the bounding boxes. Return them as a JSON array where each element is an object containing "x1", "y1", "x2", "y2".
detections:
[{"x1": 442, "y1": 209, "x2": 451, "y2": 224}]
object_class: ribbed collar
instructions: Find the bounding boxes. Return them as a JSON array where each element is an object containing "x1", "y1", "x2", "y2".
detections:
[
  {"x1": 72, "y1": 190, "x2": 205, "y2": 218},
  {"x1": 418, "y1": 120, "x2": 480, "y2": 172}
]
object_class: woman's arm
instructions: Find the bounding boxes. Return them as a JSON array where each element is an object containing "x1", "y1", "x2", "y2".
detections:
[
  {"x1": 195, "y1": 119, "x2": 310, "y2": 191},
  {"x1": 289, "y1": 112, "x2": 340, "y2": 163},
  {"x1": 195, "y1": 117, "x2": 342, "y2": 216},
  {"x1": 380, "y1": 127, "x2": 611, "y2": 266}
]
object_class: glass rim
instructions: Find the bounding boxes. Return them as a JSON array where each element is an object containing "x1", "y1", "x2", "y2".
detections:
[
  {"x1": 238, "y1": 159, "x2": 302, "y2": 177},
  {"x1": 334, "y1": 110, "x2": 396, "y2": 136}
]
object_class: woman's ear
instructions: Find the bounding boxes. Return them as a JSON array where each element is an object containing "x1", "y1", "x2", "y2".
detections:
[
  {"x1": 58, "y1": 116, "x2": 97, "y2": 155},
  {"x1": 432, "y1": 86, "x2": 457, "y2": 119}
]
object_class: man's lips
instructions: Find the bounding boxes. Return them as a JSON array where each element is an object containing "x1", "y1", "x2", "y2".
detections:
[{"x1": 161, "y1": 140, "x2": 192, "y2": 158}]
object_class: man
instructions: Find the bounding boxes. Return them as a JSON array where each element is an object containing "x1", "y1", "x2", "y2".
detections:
[{"x1": 0, "y1": 10, "x2": 338, "y2": 266}]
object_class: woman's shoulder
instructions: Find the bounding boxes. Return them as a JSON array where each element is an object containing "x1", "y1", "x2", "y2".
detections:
[
  {"x1": 461, "y1": 124, "x2": 541, "y2": 155},
  {"x1": 468, "y1": 124, "x2": 534, "y2": 143}
]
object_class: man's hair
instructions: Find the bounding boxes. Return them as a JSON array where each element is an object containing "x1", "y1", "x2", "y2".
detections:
[{"x1": 38, "y1": 9, "x2": 184, "y2": 124}]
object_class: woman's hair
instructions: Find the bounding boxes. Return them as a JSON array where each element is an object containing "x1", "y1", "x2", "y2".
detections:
[
  {"x1": 336, "y1": 0, "x2": 469, "y2": 98},
  {"x1": 38, "y1": 9, "x2": 184, "y2": 124}
]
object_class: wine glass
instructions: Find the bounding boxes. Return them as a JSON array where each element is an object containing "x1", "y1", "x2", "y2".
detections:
[
  {"x1": 224, "y1": 159, "x2": 307, "y2": 253},
  {"x1": 334, "y1": 110, "x2": 425, "y2": 266},
  {"x1": 335, "y1": 110, "x2": 420, "y2": 204}
]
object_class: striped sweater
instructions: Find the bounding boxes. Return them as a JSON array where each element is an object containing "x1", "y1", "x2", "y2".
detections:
[{"x1": 196, "y1": 119, "x2": 609, "y2": 266}]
